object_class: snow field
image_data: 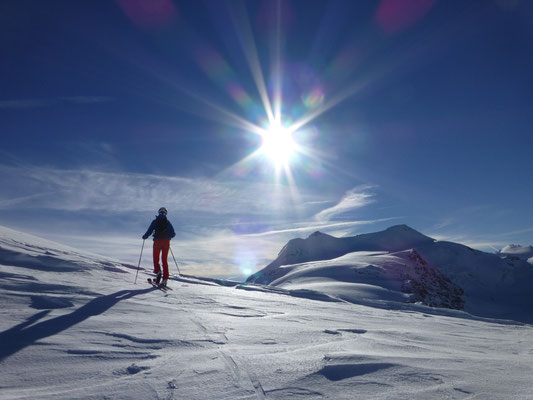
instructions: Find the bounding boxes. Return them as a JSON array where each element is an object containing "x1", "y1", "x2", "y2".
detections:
[{"x1": 0, "y1": 226, "x2": 532, "y2": 399}]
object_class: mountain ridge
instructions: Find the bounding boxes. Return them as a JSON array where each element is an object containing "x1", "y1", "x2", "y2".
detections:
[
  {"x1": 246, "y1": 224, "x2": 533, "y2": 322},
  {"x1": 247, "y1": 224, "x2": 435, "y2": 284}
]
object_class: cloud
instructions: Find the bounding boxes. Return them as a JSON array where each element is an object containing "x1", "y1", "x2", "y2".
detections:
[
  {"x1": 0, "y1": 193, "x2": 53, "y2": 208},
  {"x1": 432, "y1": 218, "x2": 456, "y2": 230},
  {"x1": 430, "y1": 233, "x2": 504, "y2": 252},
  {"x1": 243, "y1": 217, "x2": 401, "y2": 237},
  {"x1": 0, "y1": 165, "x2": 314, "y2": 216},
  {"x1": 314, "y1": 185, "x2": 376, "y2": 222}
]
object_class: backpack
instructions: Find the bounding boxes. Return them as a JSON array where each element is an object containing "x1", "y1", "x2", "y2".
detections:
[{"x1": 154, "y1": 216, "x2": 169, "y2": 238}]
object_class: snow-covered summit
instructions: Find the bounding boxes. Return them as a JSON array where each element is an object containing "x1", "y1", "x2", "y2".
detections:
[
  {"x1": 246, "y1": 224, "x2": 533, "y2": 322},
  {"x1": 347, "y1": 224, "x2": 434, "y2": 251},
  {"x1": 247, "y1": 224, "x2": 433, "y2": 284},
  {"x1": 499, "y1": 244, "x2": 533, "y2": 264},
  {"x1": 500, "y1": 244, "x2": 533, "y2": 255},
  {"x1": 272, "y1": 230, "x2": 350, "y2": 271},
  {"x1": 247, "y1": 224, "x2": 434, "y2": 285}
]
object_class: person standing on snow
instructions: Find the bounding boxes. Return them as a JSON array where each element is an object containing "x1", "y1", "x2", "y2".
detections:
[{"x1": 142, "y1": 207, "x2": 176, "y2": 287}]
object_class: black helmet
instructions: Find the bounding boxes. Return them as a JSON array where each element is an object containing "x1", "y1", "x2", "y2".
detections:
[{"x1": 158, "y1": 207, "x2": 168, "y2": 215}]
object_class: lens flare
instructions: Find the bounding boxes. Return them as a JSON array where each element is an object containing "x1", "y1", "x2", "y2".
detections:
[
  {"x1": 115, "y1": 0, "x2": 178, "y2": 30},
  {"x1": 302, "y1": 87, "x2": 325, "y2": 109},
  {"x1": 375, "y1": 0, "x2": 436, "y2": 34}
]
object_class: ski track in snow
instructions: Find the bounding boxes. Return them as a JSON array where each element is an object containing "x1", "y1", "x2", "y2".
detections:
[{"x1": 0, "y1": 226, "x2": 532, "y2": 399}]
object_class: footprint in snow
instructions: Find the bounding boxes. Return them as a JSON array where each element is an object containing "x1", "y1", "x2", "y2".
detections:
[{"x1": 114, "y1": 364, "x2": 150, "y2": 375}]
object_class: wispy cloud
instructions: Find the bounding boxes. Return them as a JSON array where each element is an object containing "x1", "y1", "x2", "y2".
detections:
[
  {"x1": 243, "y1": 217, "x2": 401, "y2": 237},
  {"x1": 314, "y1": 185, "x2": 376, "y2": 222},
  {"x1": 0, "y1": 192, "x2": 53, "y2": 208},
  {"x1": 430, "y1": 234, "x2": 504, "y2": 252},
  {"x1": 0, "y1": 165, "x2": 315, "y2": 216},
  {"x1": 432, "y1": 218, "x2": 456, "y2": 230},
  {"x1": 430, "y1": 226, "x2": 533, "y2": 252}
]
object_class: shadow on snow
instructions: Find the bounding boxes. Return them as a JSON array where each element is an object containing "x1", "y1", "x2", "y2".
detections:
[{"x1": 0, "y1": 288, "x2": 153, "y2": 362}]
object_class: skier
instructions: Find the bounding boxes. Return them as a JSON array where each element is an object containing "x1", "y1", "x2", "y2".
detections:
[{"x1": 142, "y1": 207, "x2": 176, "y2": 287}]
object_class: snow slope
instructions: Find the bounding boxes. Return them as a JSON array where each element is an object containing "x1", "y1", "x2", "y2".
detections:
[
  {"x1": 1, "y1": 225, "x2": 532, "y2": 399},
  {"x1": 247, "y1": 225, "x2": 533, "y2": 322},
  {"x1": 268, "y1": 250, "x2": 465, "y2": 310}
]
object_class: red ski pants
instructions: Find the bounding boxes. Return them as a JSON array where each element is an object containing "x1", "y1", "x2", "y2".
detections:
[{"x1": 153, "y1": 239, "x2": 170, "y2": 279}]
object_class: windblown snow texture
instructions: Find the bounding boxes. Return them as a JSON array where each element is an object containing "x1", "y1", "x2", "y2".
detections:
[{"x1": 0, "y1": 224, "x2": 532, "y2": 399}]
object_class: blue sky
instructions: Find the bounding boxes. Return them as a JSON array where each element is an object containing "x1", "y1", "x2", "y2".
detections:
[{"x1": 1, "y1": 0, "x2": 532, "y2": 279}]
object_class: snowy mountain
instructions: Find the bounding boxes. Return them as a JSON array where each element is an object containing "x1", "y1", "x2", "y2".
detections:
[
  {"x1": 1, "y1": 224, "x2": 533, "y2": 399},
  {"x1": 247, "y1": 225, "x2": 533, "y2": 322},
  {"x1": 252, "y1": 225, "x2": 435, "y2": 276},
  {"x1": 499, "y1": 244, "x2": 533, "y2": 264}
]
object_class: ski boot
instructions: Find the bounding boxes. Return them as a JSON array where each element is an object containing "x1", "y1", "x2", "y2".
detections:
[{"x1": 155, "y1": 271, "x2": 162, "y2": 285}]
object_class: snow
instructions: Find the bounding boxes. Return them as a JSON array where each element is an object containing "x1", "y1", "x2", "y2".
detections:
[
  {"x1": 498, "y1": 245, "x2": 533, "y2": 266},
  {"x1": 500, "y1": 244, "x2": 533, "y2": 256},
  {"x1": 268, "y1": 250, "x2": 464, "y2": 309},
  {"x1": 248, "y1": 225, "x2": 533, "y2": 323},
  {"x1": 499, "y1": 244, "x2": 533, "y2": 266},
  {"x1": 1, "y1": 224, "x2": 533, "y2": 399},
  {"x1": 246, "y1": 225, "x2": 435, "y2": 285}
]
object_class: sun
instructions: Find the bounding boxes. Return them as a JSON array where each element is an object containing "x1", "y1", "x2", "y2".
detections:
[{"x1": 259, "y1": 123, "x2": 297, "y2": 166}]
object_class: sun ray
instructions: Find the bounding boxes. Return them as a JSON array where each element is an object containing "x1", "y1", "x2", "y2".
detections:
[
  {"x1": 289, "y1": 76, "x2": 372, "y2": 134},
  {"x1": 174, "y1": 86, "x2": 265, "y2": 135},
  {"x1": 272, "y1": 0, "x2": 283, "y2": 125},
  {"x1": 153, "y1": 75, "x2": 266, "y2": 135},
  {"x1": 113, "y1": 44, "x2": 268, "y2": 137},
  {"x1": 213, "y1": 150, "x2": 263, "y2": 180},
  {"x1": 228, "y1": 2, "x2": 276, "y2": 125},
  {"x1": 296, "y1": 142, "x2": 367, "y2": 183},
  {"x1": 117, "y1": 0, "x2": 384, "y2": 189},
  {"x1": 282, "y1": 161, "x2": 302, "y2": 205}
]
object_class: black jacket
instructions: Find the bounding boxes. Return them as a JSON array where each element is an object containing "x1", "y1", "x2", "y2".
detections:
[{"x1": 143, "y1": 215, "x2": 176, "y2": 240}]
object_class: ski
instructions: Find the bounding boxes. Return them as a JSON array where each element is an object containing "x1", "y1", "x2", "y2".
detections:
[{"x1": 147, "y1": 278, "x2": 172, "y2": 291}]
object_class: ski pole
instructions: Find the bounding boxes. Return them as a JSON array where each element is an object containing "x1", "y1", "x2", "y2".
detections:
[
  {"x1": 134, "y1": 239, "x2": 145, "y2": 284},
  {"x1": 169, "y1": 245, "x2": 181, "y2": 276}
]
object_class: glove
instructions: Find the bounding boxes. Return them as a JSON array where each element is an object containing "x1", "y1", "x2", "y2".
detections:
[{"x1": 142, "y1": 234, "x2": 148, "y2": 240}]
